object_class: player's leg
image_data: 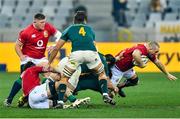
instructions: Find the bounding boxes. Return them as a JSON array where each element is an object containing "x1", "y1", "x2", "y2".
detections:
[
  {"x1": 117, "y1": 69, "x2": 139, "y2": 97},
  {"x1": 110, "y1": 65, "x2": 124, "y2": 86},
  {"x1": 65, "y1": 87, "x2": 90, "y2": 108},
  {"x1": 29, "y1": 83, "x2": 50, "y2": 109},
  {"x1": 54, "y1": 52, "x2": 83, "y2": 108},
  {"x1": 4, "y1": 64, "x2": 25, "y2": 106},
  {"x1": 73, "y1": 74, "x2": 101, "y2": 94},
  {"x1": 86, "y1": 51, "x2": 115, "y2": 105}
]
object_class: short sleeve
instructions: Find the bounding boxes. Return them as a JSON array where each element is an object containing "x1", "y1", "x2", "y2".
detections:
[
  {"x1": 60, "y1": 26, "x2": 71, "y2": 41},
  {"x1": 18, "y1": 30, "x2": 27, "y2": 44}
]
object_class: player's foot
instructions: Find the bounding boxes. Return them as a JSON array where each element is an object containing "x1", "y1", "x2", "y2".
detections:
[
  {"x1": 3, "y1": 99, "x2": 11, "y2": 107},
  {"x1": 118, "y1": 88, "x2": 126, "y2": 97},
  {"x1": 17, "y1": 96, "x2": 28, "y2": 107},
  {"x1": 54, "y1": 101, "x2": 64, "y2": 109},
  {"x1": 103, "y1": 95, "x2": 116, "y2": 105},
  {"x1": 72, "y1": 97, "x2": 91, "y2": 108}
]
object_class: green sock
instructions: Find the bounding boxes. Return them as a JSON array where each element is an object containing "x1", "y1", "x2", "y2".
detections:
[
  {"x1": 99, "y1": 79, "x2": 108, "y2": 94},
  {"x1": 7, "y1": 77, "x2": 22, "y2": 103},
  {"x1": 67, "y1": 95, "x2": 77, "y2": 102},
  {"x1": 57, "y1": 84, "x2": 67, "y2": 101},
  {"x1": 41, "y1": 77, "x2": 48, "y2": 84}
]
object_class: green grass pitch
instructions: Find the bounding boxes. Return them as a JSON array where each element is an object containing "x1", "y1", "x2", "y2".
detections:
[{"x1": 0, "y1": 72, "x2": 180, "y2": 118}]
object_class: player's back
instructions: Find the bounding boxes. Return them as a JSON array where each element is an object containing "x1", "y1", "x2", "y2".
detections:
[
  {"x1": 21, "y1": 66, "x2": 43, "y2": 96},
  {"x1": 61, "y1": 24, "x2": 97, "y2": 52}
]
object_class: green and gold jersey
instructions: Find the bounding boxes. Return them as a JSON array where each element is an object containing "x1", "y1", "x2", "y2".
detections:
[{"x1": 61, "y1": 24, "x2": 97, "y2": 52}]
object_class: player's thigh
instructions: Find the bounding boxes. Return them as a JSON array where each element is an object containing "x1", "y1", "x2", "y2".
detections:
[
  {"x1": 65, "y1": 51, "x2": 84, "y2": 70},
  {"x1": 29, "y1": 98, "x2": 50, "y2": 109},
  {"x1": 85, "y1": 51, "x2": 103, "y2": 70},
  {"x1": 75, "y1": 74, "x2": 101, "y2": 92},
  {"x1": 123, "y1": 69, "x2": 136, "y2": 79},
  {"x1": 29, "y1": 84, "x2": 49, "y2": 108},
  {"x1": 110, "y1": 66, "x2": 124, "y2": 86}
]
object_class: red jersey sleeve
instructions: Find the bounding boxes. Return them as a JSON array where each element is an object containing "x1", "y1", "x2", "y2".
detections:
[
  {"x1": 47, "y1": 22, "x2": 57, "y2": 36},
  {"x1": 31, "y1": 66, "x2": 44, "y2": 73},
  {"x1": 18, "y1": 30, "x2": 28, "y2": 44},
  {"x1": 31, "y1": 66, "x2": 51, "y2": 73}
]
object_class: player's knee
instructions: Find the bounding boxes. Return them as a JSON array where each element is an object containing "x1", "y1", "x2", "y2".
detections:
[
  {"x1": 125, "y1": 77, "x2": 139, "y2": 86},
  {"x1": 129, "y1": 77, "x2": 139, "y2": 86},
  {"x1": 96, "y1": 64, "x2": 104, "y2": 74}
]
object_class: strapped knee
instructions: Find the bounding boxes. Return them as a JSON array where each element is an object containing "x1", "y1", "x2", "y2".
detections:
[
  {"x1": 63, "y1": 67, "x2": 74, "y2": 78},
  {"x1": 96, "y1": 64, "x2": 104, "y2": 74}
]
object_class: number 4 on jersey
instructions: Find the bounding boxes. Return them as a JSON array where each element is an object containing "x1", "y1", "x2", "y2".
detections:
[{"x1": 79, "y1": 27, "x2": 86, "y2": 36}]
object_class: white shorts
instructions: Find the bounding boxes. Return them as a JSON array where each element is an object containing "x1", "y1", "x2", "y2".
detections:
[
  {"x1": 67, "y1": 50, "x2": 102, "y2": 70},
  {"x1": 28, "y1": 83, "x2": 50, "y2": 109},
  {"x1": 21, "y1": 56, "x2": 48, "y2": 65},
  {"x1": 56, "y1": 57, "x2": 81, "y2": 89},
  {"x1": 110, "y1": 65, "x2": 136, "y2": 86}
]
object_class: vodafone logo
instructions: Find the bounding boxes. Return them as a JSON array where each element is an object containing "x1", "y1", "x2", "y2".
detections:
[
  {"x1": 35, "y1": 40, "x2": 45, "y2": 49},
  {"x1": 37, "y1": 40, "x2": 43, "y2": 47}
]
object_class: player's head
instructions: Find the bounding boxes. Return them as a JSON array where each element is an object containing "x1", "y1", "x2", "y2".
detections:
[
  {"x1": 74, "y1": 11, "x2": 87, "y2": 24},
  {"x1": 23, "y1": 61, "x2": 35, "y2": 71},
  {"x1": 105, "y1": 54, "x2": 116, "y2": 68},
  {"x1": 33, "y1": 13, "x2": 46, "y2": 30},
  {"x1": 147, "y1": 41, "x2": 160, "y2": 55}
]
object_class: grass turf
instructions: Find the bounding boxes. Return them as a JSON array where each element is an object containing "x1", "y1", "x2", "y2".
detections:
[{"x1": 0, "y1": 72, "x2": 180, "y2": 118}]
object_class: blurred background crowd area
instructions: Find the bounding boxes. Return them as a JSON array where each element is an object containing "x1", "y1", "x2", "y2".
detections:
[{"x1": 0, "y1": 0, "x2": 180, "y2": 42}]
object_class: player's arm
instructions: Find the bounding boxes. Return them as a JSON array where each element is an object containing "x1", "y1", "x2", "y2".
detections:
[
  {"x1": 115, "y1": 51, "x2": 124, "y2": 61},
  {"x1": 48, "y1": 39, "x2": 66, "y2": 64},
  {"x1": 153, "y1": 59, "x2": 177, "y2": 80},
  {"x1": 93, "y1": 41, "x2": 99, "y2": 51},
  {"x1": 46, "y1": 31, "x2": 62, "y2": 53},
  {"x1": 53, "y1": 30, "x2": 62, "y2": 42},
  {"x1": 132, "y1": 49, "x2": 146, "y2": 68},
  {"x1": 15, "y1": 40, "x2": 26, "y2": 61},
  {"x1": 107, "y1": 78, "x2": 119, "y2": 93}
]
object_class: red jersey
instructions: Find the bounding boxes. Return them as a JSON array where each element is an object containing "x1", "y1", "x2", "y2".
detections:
[
  {"x1": 18, "y1": 22, "x2": 57, "y2": 59},
  {"x1": 115, "y1": 44, "x2": 157, "y2": 72},
  {"x1": 21, "y1": 66, "x2": 43, "y2": 96}
]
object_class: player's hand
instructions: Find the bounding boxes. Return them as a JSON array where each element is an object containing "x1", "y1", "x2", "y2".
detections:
[
  {"x1": 115, "y1": 51, "x2": 124, "y2": 61},
  {"x1": 46, "y1": 45, "x2": 55, "y2": 53},
  {"x1": 20, "y1": 55, "x2": 27, "y2": 61},
  {"x1": 167, "y1": 73, "x2": 177, "y2": 81},
  {"x1": 113, "y1": 86, "x2": 119, "y2": 94}
]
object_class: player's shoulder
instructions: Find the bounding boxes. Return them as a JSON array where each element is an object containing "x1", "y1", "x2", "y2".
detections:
[
  {"x1": 135, "y1": 44, "x2": 146, "y2": 50},
  {"x1": 134, "y1": 44, "x2": 148, "y2": 55},
  {"x1": 20, "y1": 24, "x2": 33, "y2": 34},
  {"x1": 45, "y1": 22, "x2": 54, "y2": 28}
]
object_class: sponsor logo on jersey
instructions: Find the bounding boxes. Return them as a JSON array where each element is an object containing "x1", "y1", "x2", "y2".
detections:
[
  {"x1": 31, "y1": 34, "x2": 36, "y2": 38},
  {"x1": 44, "y1": 30, "x2": 48, "y2": 38}
]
